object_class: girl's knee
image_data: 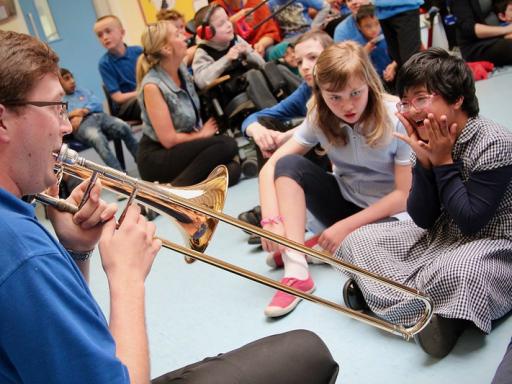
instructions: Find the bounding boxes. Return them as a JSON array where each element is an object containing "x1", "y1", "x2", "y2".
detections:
[{"x1": 275, "y1": 154, "x2": 306, "y2": 179}]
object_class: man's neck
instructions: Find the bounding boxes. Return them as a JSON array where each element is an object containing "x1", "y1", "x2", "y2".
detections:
[{"x1": 109, "y1": 43, "x2": 127, "y2": 57}]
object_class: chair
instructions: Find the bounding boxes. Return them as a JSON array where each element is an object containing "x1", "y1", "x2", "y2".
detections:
[{"x1": 101, "y1": 84, "x2": 143, "y2": 170}]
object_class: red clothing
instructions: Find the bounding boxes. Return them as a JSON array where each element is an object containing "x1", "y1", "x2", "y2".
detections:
[{"x1": 214, "y1": 0, "x2": 281, "y2": 46}]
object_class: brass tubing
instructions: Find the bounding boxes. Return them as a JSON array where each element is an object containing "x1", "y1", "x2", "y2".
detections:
[{"x1": 35, "y1": 145, "x2": 433, "y2": 340}]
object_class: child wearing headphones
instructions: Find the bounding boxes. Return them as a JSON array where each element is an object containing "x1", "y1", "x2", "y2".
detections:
[{"x1": 192, "y1": 5, "x2": 266, "y2": 91}]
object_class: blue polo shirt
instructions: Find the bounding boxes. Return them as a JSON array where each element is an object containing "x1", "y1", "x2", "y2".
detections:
[
  {"x1": 333, "y1": 15, "x2": 392, "y2": 75},
  {"x1": 63, "y1": 87, "x2": 103, "y2": 114},
  {"x1": 0, "y1": 189, "x2": 129, "y2": 383},
  {"x1": 99, "y1": 45, "x2": 143, "y2": 94}
]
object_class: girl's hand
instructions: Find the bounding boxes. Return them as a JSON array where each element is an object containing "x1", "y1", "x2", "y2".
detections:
[
  {"x1": 394, "y1": 112, "x2": 432, "y2": 169},
  {"x1": 201, "y1": 117, "x2": 219, "y2": 138},
  {"x1": 318, "y1": 220, "x2": 352, "y2": 254},
  {"x1": 248, "y1": 123, "x2": 279, "y2": 157},
  {"x1": 421, "y1": 113, "x2": 457, "y2": 166},
  {"x1": 261, "y1": 221, "x2": 286, "y2": 253}
]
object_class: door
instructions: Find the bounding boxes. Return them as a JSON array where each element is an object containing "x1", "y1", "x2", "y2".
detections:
[{"x1": 18, "y1": 0, "x2": 106, "y2": 101}]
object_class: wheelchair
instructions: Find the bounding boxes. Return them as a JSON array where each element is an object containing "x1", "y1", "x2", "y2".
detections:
[{"x1": 198, "y1": 60, "x2": 300, "y2": 178}]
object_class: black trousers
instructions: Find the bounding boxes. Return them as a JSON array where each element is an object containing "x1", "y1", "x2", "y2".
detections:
[
  {"x1": 379, "y1": 8, "x2": 422, "y2": 67},
  {"x1": 274, "y1": 154, "x2": 362, "y2": 228},
  {"x1": 137, "y1": 134, "x2": 238, "y2": 187},
  {"x1": 492, "y1": 337, "x2": 512, "y2": 384},
  {"x1": 461, "y1": 38, "x2": 512, "y2": 67},
  {"x1": 115, "y1": 97, "x2": 142, "y2": 121},
  {"x1": 151, "y1": 330, "x2": 339, "y2": 384}
]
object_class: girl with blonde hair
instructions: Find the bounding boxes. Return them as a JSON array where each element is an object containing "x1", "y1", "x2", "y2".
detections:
[
  {"x1": 136, "y1": 21, "x2": 240, "y2": 187},
  {"x1": 259, "y1": 41, "x2": 412, "y2": 318}
]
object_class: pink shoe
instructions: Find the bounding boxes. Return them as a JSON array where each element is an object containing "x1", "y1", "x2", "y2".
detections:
[
  {"x1": 264, "y1": 275, "x2": 316, "y2": 318},
  {"x1": 265, "y1": 235, "x2": 321, "y2": 269}
]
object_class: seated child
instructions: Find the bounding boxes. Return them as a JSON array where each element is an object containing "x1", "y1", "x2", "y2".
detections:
[
  {"x1": 493, "y1": 0, "x2": 512, "y2": 25},
  {"x1": 94, "y1": 15, "x2": 142, "y2": 121},
  {"x1": 192, "y1": 4, "x2": 266, "y2": 91},
  {"x1": 335, "y1": 3, "x2": 396, "y2": 86},
  {"x1": 355, "y1": 4, "x2": 397, "y2": 85},
  {"x1": 212, "y1": 0, "x2": 281, "y2": 56},
  {"x1": 269, "y1": 0, "x2": 326, "y2": 40},
  {"x1": 60, "y1": 68, "x2": 138, "y2": 171},
  {"x1": 267, "y1": 41, "x2": 300, "y2": 76},
  {"x1": 337, "y1": 48, "x2": 512, "y2": 358},
  {"x1": 156, "y1": 8, "x2": 197, "y2": 66}
]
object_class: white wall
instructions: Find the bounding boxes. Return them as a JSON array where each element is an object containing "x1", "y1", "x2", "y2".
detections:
[
  {"x1": 0, "y1": 0, "x2": 28, "y2": 33},
  {"x1": 105, "y1": 0, "x2": 146, "y2": 46}
]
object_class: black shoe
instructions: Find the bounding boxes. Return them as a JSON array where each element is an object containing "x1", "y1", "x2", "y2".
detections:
[
  {"x1": 226, "y1": 161, "x2": 241, "y2": 187},
  {"x1": 247, "y1": 233, "x2": 261, "y2": 245},
  {"x1": 413, "y1": 315, "x2": 467, "y2": 358},
  {"x1": 241, "y1": 157, "x2": 259, "y2": 178},
  {"x1": 140, "y1": 205, "x2": 159, "y2": 221},
  {"x1": 342, "y1": 279, "x2": 369, "y2": 311}
]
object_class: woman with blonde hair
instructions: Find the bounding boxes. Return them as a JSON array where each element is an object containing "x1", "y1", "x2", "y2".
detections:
[
  {"x1": 136, "y1": 21, "x2": 240, "y2": 187},
  {"x1": 259, "y1": 41, "x2": 412, "y2": 317}
]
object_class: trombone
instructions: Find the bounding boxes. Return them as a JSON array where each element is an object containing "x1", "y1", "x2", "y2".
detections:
[{"x1": 36, "y1": 144, "x2": 433, "y2": 341}]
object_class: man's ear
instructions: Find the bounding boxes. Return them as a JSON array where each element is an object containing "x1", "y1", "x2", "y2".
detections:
[
  {"x1": 0, "y1": 105, "x2": 11, "y2": 143},
  {"x1": 498, "y1": 12, "x2": 507, "y2": 22}
]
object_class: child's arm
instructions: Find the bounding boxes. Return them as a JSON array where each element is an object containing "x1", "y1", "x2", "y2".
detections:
[
  {"x1": 192, "y1": 47, "x2": 236, "y2": 90},
  {"x1": 434, "y1": 163, "x2": 512, "y2": 235},
  {"x1": 238, "y1": 37, "x2": 266, "y2": 67},
  {"x1": 406, "y1": 162, "x2": 442, "y2": 229},
  {"x1": 318, "y1": 163, "x2": 412, "y2": 254}
]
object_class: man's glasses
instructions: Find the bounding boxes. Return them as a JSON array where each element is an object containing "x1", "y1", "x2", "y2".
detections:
[
  {"x1": 396, "y1": 94, "x2": 436, "y2": 113},
  {"x1": 3, "y1": 101, "x2": 69, "y2": 122}
]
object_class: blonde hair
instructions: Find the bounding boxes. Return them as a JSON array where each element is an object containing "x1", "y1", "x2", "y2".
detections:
[
  {"x1": 136, "y1": 21, "x2": 171, "y2": 87},
  {"x1": 310, "y1": 41, "x2": 393, "y2": 147}
]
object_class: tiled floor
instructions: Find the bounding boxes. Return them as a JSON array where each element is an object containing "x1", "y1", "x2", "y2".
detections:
[{"x1": 48, "y1": 69, "x2": 512, "y2": 383}]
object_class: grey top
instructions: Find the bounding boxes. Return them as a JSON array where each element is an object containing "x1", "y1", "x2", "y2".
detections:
[
  {"x1": 192, "y1": 36, "x2": 265, "y2": 90},
  {"x1": 138, "y1": 65, "x2": 202, "y2": 142},
  {"x1": 293, "y1": 98, "x2": 411, "y2": 207}
]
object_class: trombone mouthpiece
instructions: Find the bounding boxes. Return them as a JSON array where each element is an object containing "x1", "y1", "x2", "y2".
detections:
[{"x1": 54, "y1": 143, "x2": 79, "y2": 165}]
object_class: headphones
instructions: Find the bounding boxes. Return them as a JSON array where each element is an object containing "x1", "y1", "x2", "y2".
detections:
[{"x1": 196, "y1": 5, "x2": 220, "y2": 40}]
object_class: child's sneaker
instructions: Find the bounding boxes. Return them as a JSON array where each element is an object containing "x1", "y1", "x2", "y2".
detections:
[
  {"x1": 264, "y1": 275, "x2": 315, "y2": 318},
  {"x1": 265, "y1": 235, "x2": 322, "y2": 269}
]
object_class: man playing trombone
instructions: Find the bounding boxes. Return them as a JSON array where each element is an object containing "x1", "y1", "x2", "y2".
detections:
[{"x1": 0, "y1": 30, "x2": 338, "y2": 383}]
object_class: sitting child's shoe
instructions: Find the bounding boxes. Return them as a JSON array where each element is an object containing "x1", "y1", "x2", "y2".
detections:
[
  {"x1": 342, "y1": 279, "x2": 369, "y2": 311},
  {"x1": 413, "y1": 315, "x2": 467, "y2": 358},
  {"x1": 266, "y1": 251, "x2": 284, "y2": 268},
  {"x1": 264, "y1": 275, "x2": 315, "y2": 318},
  {"x1": 265, "y1": 235, "x2": 321, "y2": 269}
]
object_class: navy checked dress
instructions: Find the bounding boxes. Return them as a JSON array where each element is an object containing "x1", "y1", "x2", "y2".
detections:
[{"x1": 336, "y1": 116, "x2": 512, "y2": 333}]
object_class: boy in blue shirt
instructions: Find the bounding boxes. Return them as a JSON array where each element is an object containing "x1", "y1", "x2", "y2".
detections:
[
  {"x1": 355, "y1": 4, "x2": 397, "y2": 85},
  {"x1": 60, "y1": 68, "x2": 138, "y2": 171},
  {"x1": 94, "y1": 15, "x2": 142, "y2": 121}
]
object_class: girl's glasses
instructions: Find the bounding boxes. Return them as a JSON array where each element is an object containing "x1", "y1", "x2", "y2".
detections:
[{"x1": 396, "y1": 94, "x2": 436, "y2": 113}]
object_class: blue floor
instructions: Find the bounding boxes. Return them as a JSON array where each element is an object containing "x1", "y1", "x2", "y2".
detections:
[{"x1": 52, "y1": 69, "x2": 512, "y2": 383}]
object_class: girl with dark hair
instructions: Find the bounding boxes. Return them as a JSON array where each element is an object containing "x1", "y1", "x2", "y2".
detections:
[
  {"x1": 258, "y1": 41, "x2": 412, "y2": 318},
  {"x1": 337, "y1": 48, "x2": 512, "y2": 358}
]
